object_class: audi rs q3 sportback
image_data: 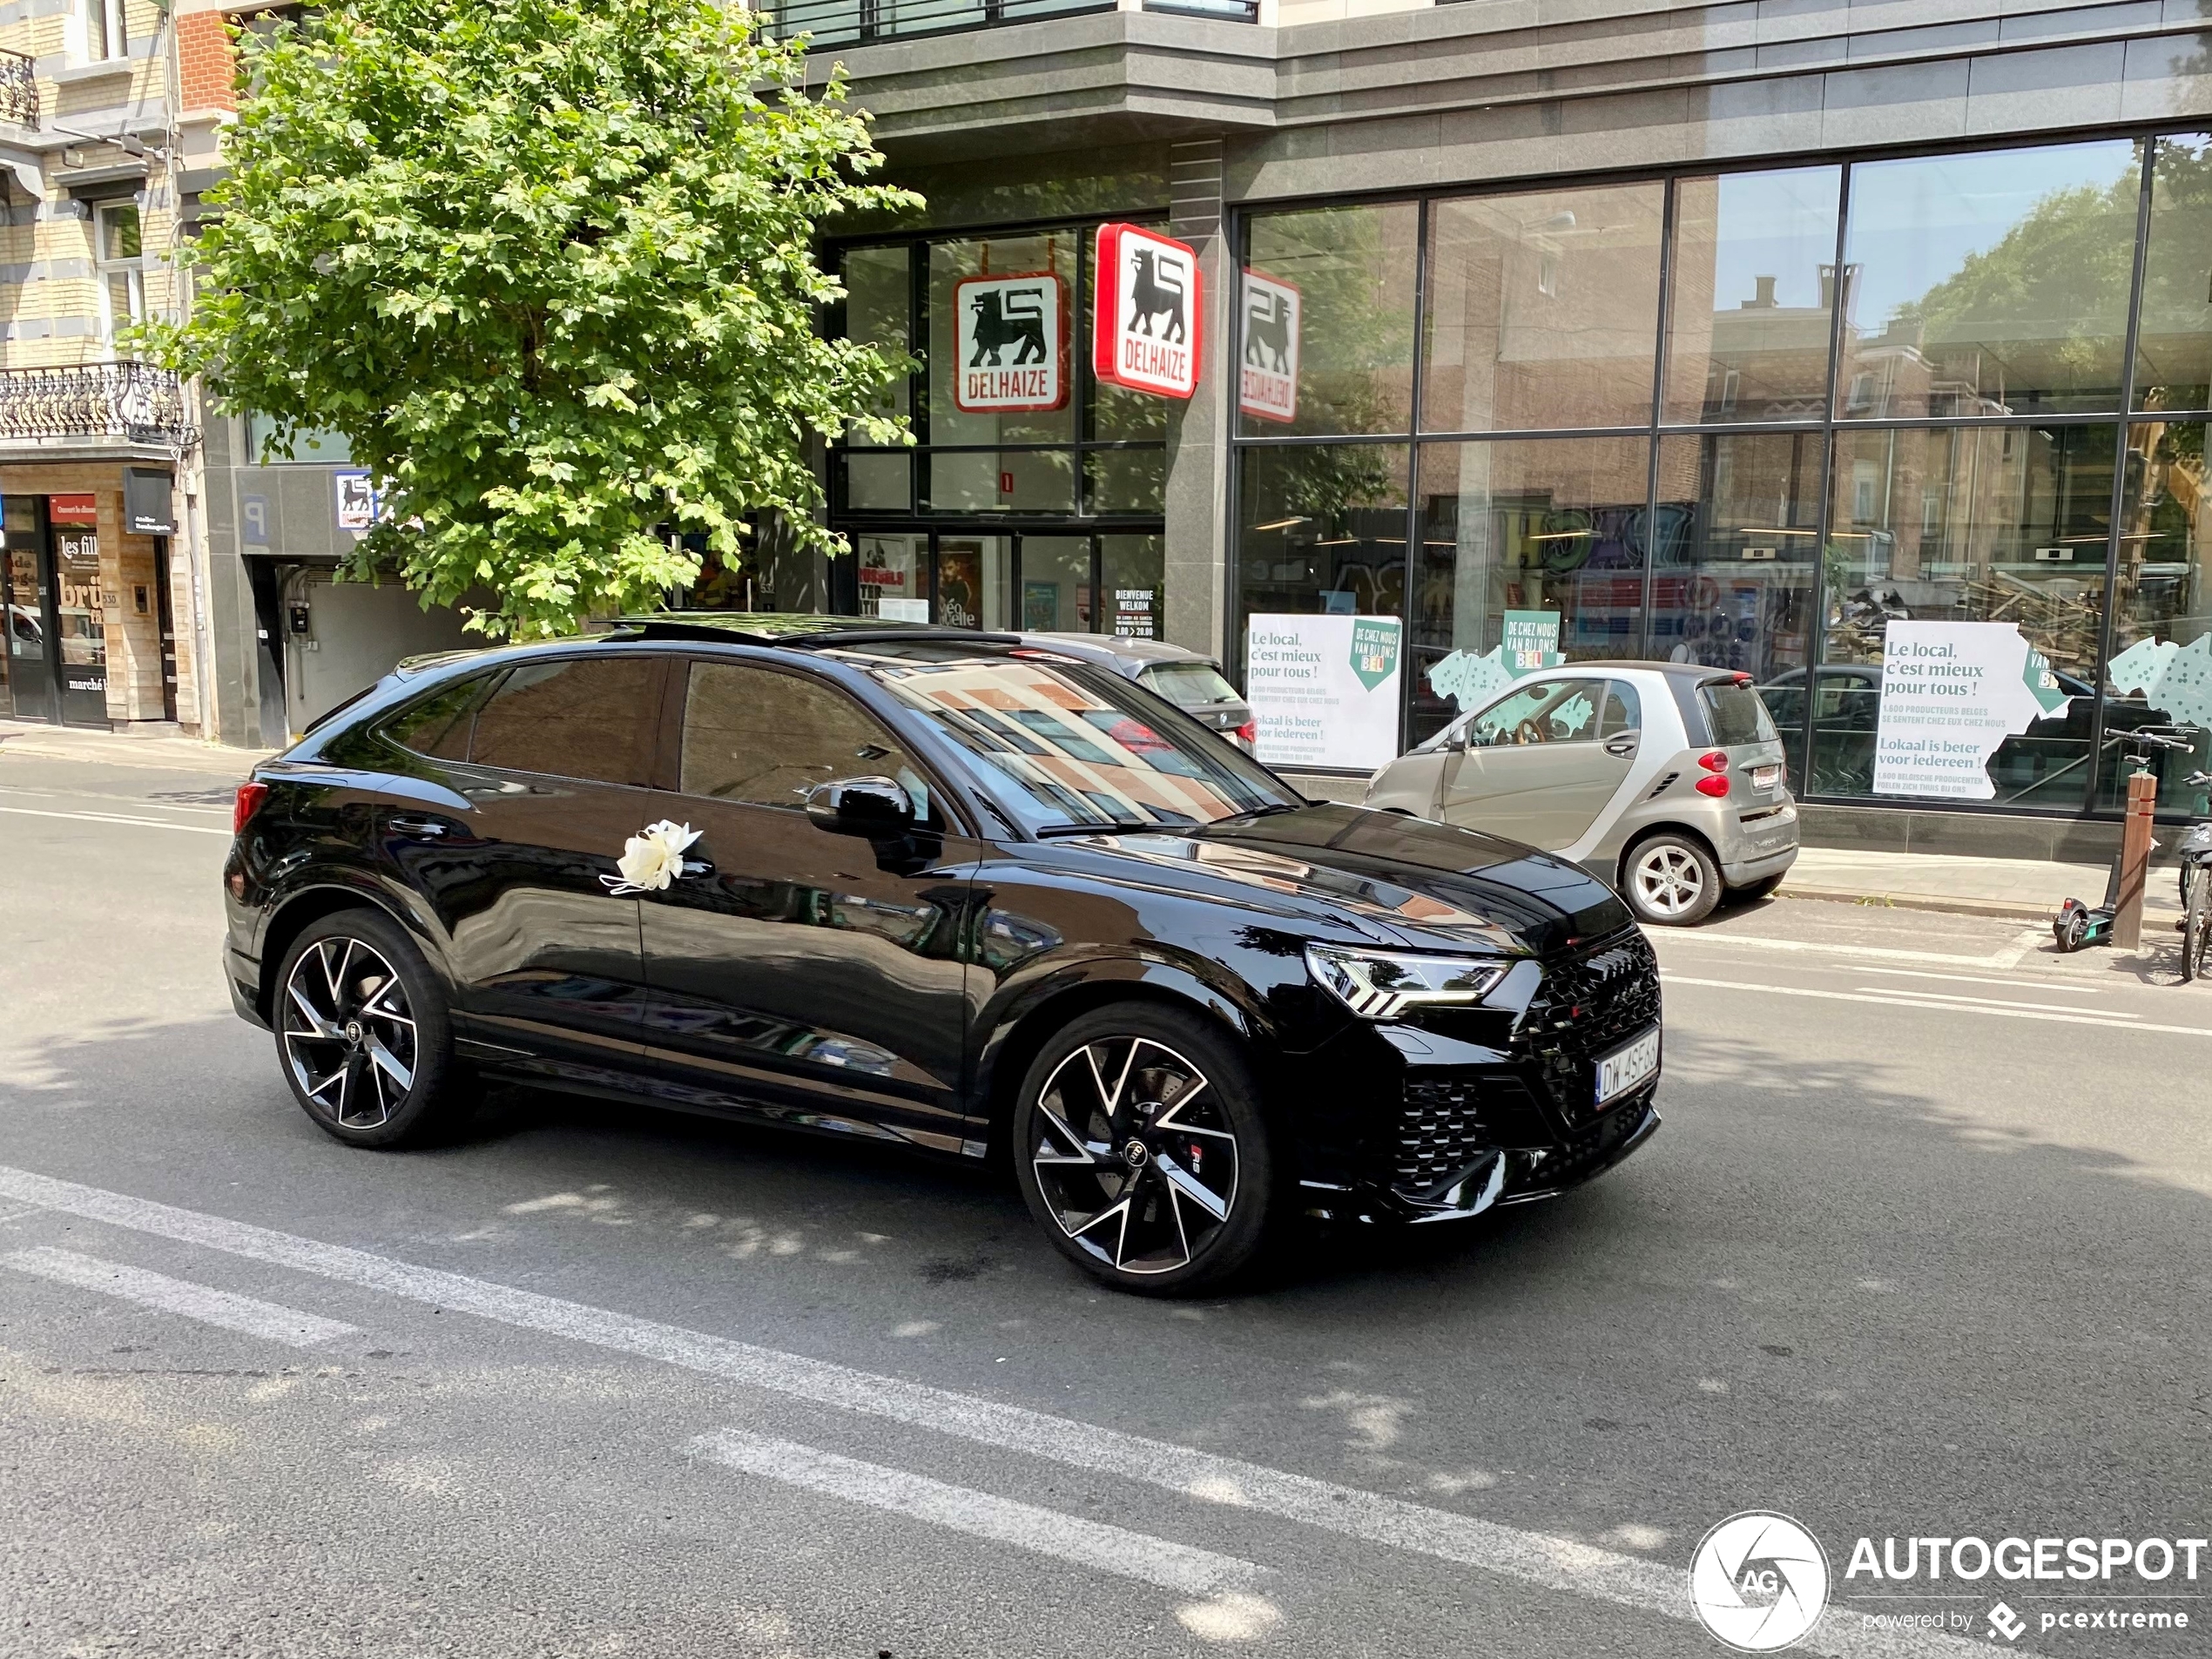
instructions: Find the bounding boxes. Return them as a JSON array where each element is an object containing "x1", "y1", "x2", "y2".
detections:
[{"x1": 223, "y1": 615, "x2": 1662, "y2": 1293}]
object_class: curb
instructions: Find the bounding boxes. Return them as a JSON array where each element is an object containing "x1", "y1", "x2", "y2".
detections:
[{"x1": 1777, "y1": 883, "x2": 2184, "y2": 928}]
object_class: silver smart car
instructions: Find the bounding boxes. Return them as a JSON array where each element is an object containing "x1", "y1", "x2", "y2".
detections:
[{"x1": 1364, "y1": 661, "x2": 1797, "y2": 926}]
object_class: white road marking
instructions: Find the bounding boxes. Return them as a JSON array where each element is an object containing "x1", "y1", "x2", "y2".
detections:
[
  {"x1": 1852, "y1": 986, "x2": 2138, "y2": 1018},
  {"x1": 688, "y1": 1427, "x2": 1268, "y2": 1599},
  {"x1": 3, "y1": 1245, "x2": 361, "y2": 1346},
  {"x1": 1855, "y1": 966, "x2": 2107, "y2": 994},
  {"x1": 1656, "y1": 933, "x2": 2027, "y2": 968},
  {"x1": 0, "y1": 785, "x2": 227, "y2": 817},
  {"x1": 1664, "y1": 975, "x2": 2212, "y2": 1037},
  {"x1": 0, "y1": 1163, "x2": 1979, "y2": 1659},
  {"x1": 0, "y1": 805, "x2": 231, "y2": 837}
]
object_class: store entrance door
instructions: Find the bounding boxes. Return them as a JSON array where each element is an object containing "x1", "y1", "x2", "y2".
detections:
[
  {"x1": 1, "y1": 496, "x2": 56, "y2": 723},
  {"x1": 49, "y1": 502, "x2": 110, "y2": 727}
]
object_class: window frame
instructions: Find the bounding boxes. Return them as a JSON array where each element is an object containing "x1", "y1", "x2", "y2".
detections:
[
  {"x1": 427, "y1": 653, "x2": 673, "y2": 791},
  {"x1": 94, "y1": 199, "x2": 145, "y2": 355}
]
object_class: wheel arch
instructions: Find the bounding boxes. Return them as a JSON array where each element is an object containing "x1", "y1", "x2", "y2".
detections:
[
  {"x1": 254, "y1": 881, "x2": 438, "y2": 1026},
  {"x1": 1615, "y1": 819, "x2": 1722, "y2": 890}
]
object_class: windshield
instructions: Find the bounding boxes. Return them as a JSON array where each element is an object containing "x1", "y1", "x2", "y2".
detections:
[
  {"x1": 1138, "y1": 661, "x2": 1241, "y2": 709},
  {"x1": 859, "y1": 654, "x2": 1300, "y2": 833},
  {"x1": 1701, "y1": 679, "x2": 1779, "y2": 746}
]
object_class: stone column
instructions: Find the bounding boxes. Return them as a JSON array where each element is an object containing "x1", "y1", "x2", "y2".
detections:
[{"x1": 1163, "y1": 135, "x2": 1230, "y2": 664}]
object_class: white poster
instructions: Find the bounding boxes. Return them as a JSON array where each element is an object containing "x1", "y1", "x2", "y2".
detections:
[
  {"x1": 953, "y1": 273, "x2": 1065, "y2": 413},
  {"x1": 1245, "y1": 613, "x2": 1402, "y2": 771},
  {"x1": 1238, "y1": 269, "x2": 1299, "y2": 424},
  {"x1": 1872, "y1": 621, "x2": 2070, "y2": 799}
]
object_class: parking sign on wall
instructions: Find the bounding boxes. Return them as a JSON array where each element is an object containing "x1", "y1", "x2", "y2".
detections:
[
  {"x1": 953, "y1": 273, "x2": 1066, "y2": 413},
  {"x1": 1238, "y1": 269, "x2": 1299, "y2": 423},
  {"x1": 1093, "y1": 223, "x2": 1202, "y2": 401}
]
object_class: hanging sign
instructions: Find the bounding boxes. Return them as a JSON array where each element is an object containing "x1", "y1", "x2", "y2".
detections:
[
  {"x1": 1871, "y1": 620, "x2": 2070, "y2": 799},
  {"x1": 1238, "y1": 269, "x2": 1299, "y2": 424},
  {"x1": 1245, "y1": 613, "x2": 1402, "y2": 771},
  {"x1": 953, "y1": 273, "x2": 1066, "y2": 413},
  {"x1": 1094, "y1": 223, "x2": 1201, "y2": 401},
  {"x1": 334, "y1": 470, "x2": 381, "y2": 536},
  {"x1": 48, "y1": 492, "x2": 98, "y2": 527}
]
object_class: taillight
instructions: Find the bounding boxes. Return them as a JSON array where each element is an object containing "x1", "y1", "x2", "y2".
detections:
[
  {"x1": 1697, "y1": 751, "x2": 1729, "y2": 772},
  {"x1": 1695, "y1": 774, "x2": 1730, "y2": 798},
  {"x1": 1235, "y1": 720, "x2": 1257, "y2": 745},
  {"x1": 233, "y1": 781, "x2": 268, "y2": 835}
]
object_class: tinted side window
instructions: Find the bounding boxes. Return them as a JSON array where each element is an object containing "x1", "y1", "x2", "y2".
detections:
[
  {"x1": 384, "y1": 673, "x2": 497, "y2": 761},
  {"x1": 680, "y1": 661, "x2": 943, "y2": 826},
  {"x1": 469, "y1": 657, "x2": 662, "y2": 786}
]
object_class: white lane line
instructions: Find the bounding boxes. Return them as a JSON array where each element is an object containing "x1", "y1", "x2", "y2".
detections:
[
  {"x1": 1655, "y1": 934, "x2": 2023, "y2": 968},
  {"x1": 0, "y1": 1163, "x2": 1976, "y2": 1659},
  {"x1": 688, "y1": 1427, "x2": 1268, "y2": 1599},
  {"x1": 0, "y1": 805, "x2": 231, "y2": 837},
  {"x1": 0, "y1": 785, "x2": 229, "y2": 817},
  {"x1": 1856, "y1": 966, "x2": 2107, "y2": 995},
  {"x1": 1663, "y1": 975, "x2": 2212, "y2": 1037},
  {"x1": 1852, "y1": 986, "x2": 2138, "y2": 1018},
  {"x1": 3, "y1": 1245, "x2": 361, "y2": 1346}
]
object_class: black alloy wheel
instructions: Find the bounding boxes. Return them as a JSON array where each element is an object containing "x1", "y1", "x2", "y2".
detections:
[
  {"x1": 1012, "y1": 1005, "x2": 1276, "y2": 1294},
  {"x1": 276, "y1": 908, "x2": 458, "y2": 1146}
]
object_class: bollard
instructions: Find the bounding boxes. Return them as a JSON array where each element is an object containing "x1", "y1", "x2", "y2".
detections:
[{"x1": 2113, "y1": 769, "x2": 2159, "y2": 948}]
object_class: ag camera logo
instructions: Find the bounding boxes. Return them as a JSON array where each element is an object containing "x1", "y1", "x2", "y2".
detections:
[{"x1": 1689, "y1": 1511, "x2": 1831, "y2": 1651}]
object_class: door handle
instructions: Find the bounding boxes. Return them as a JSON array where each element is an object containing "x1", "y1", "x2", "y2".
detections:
[
  {"x1": 1604, "y1": 737, "x2": 1638, "y2": 758},
  {"x1": 679, "y1": 857, "x2": 714, "y2": 880},
  {"x1": 388, "y1": 815, "x2": 448, "y2": 839}
]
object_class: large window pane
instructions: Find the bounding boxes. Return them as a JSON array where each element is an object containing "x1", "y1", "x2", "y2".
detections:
[
  {"x1": 842, "y1": 245, "x2": 911, "y2": 441},
  {"x1": 1663, "y1": 167, "x2": 1841, "y2": 425},
  {"x1": 934, "y1": 535, "x2": 1011, "y2": 631},
  {"x1": 1410, "y1": 436, "x2": 1649, "y2": 744},
  {"x1": 929, "y1": 233, "x2": 1078, "y2": 446},
  {"x1": 1241, "y1": 206, "x2": 1418, "y2": 437},
  {"x1": 2098, "y1": 421, "x2": 2212, "y2": 811},
  {"x1": 1019, "y1": 536, "x2": 1094, "y2": 631},
  {"x1": 1811, "y1": 424, "x2": 2114, "y2": 806},
  {"x1": 1103, "y1": 535, "x2": 1165, "y2": 639},
  {"x1": 2134, "y1": 137, "x2": 2212, "y2": 415},
  {"x1": 1238, "y1": 442, "x2": 1411, "y2": 639},
  {"x1": 1421, "y1": 183, "x2": 1664, "y2": 433},
  {"x1": 924, "y1": 449, "x2": 1076, "y2": 514},
  {"x1": 1838, "y1": 142, "x2": 2141, "y2": 419}
]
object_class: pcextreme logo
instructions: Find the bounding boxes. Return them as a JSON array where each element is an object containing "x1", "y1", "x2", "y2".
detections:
[{"x1": 1689, "y1": 1512, "x2": 1831, "y2": 1652}]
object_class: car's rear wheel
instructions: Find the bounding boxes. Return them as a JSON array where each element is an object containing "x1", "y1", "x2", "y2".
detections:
[
  {"x1": 1012, "y1": 1004, "x2": 1277, "y2": 1295},
  {"x1": 274, "y1": 908, "x2": 461, "y2": 1147},
  {"x1": 1622, "y1": 832, "x2": 1722, "y2": 926}
]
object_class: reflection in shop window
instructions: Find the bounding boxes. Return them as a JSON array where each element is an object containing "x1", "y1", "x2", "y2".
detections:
[
  {"x1": 1807, "y1": 423, "x2": 2115, "y2": 807},
  {"x1": 840, "y1": 244, "x2": 913, "y2": 439},
  {"x1": 1241, "y1": 206, "x2": 1418, "y2": 439},
  {"x1": 1408, "y1": 436, "x2": 1648, "y2": 744},
  {"x1": 2133, "y1": 136, "x2": 2212, "y2": 415},
  {"x1": 1838, "y1": 141, "x2": 2141, "y2": 419},
  {"x1": 2100, "y1": 421, "x2": 2212, "y2": 811},
  {"x1": 1238, "y1": 442, "x2": 1410, "y2": 630}
]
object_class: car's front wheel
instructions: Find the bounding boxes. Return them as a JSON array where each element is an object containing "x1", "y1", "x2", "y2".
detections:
[
  {"x1": 273, "y1": 907, "x2": 462, "y2": 1148},
  {"x1": 1012, "y1": 1004, "x2": 1277, "y2": 1295},
  {"x1": 1622, "y1": 832, "x2": 1722, "y2": 926}
]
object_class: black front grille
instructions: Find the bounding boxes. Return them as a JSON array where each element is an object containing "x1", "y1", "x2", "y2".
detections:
[
  {"x1": 1393, "y1": 1078, "x2": 1497, "y2": 1197},
  {"x1": 1521, "y1": 930, "x2": 1662, "y2": 1128}
]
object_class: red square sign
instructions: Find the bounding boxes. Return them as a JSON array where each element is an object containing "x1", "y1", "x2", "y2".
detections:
[{"x1": 1093, "y1": 223, "x2": 1202, "y2": 401}]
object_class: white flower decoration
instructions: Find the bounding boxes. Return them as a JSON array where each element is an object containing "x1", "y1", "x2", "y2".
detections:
[{"x1": 600, "y1": 819, "x2": 703, "y2": 896}]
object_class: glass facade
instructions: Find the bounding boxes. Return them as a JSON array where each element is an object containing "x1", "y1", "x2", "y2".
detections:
[{"x1": 1231, "y1": 132, "x2": 2212, "y2": 819}]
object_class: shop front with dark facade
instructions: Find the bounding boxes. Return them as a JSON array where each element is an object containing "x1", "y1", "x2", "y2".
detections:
[{"x1": 815, "y1": 0, "x2": 2212, "y2": 856}]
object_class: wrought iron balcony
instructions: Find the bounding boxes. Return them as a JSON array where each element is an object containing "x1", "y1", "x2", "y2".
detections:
[
  {"x1": 0, "y1": 362, "x2": 190, "y2": 447},
  {"x1": 769, "y1": 0, "x2": 1252, "y2": 50},
  {"x1": 0, "y1": 48, "x2": 37, "y2": 130}
]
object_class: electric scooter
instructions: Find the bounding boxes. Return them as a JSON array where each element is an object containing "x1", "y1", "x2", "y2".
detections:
[{"x1": 2051, "y1": 730, "x2": 2197, "y2": 954}]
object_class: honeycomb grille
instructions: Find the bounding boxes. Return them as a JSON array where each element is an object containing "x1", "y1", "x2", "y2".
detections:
[
  {"x1": 1393, "y1": 1078, "x2": 1497, "y2": 1197},
  {"x1": 1521, "y1": 930, "x2": 1662, "y2": 1128}
]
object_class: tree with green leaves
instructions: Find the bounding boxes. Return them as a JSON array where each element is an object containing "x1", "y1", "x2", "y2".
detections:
[{"x1": 142, "y1": 0, "x2": 920, "y2": 638}]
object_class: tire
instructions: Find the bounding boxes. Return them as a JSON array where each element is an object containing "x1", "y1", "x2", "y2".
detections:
[
  {"x1": 2183, "y1": 860, "x2": 2200, "y2": 915},
  {"x1": 1732, "y1": 873, "x2": 1786, "y2": 903},
  {"x1": 273, "y1": 907, "x2": 462, "y2": 1148},
  {"x1": 1011, "y1": 1003, "x2": 1278, "y2": 1296},
  {"x1": 2054, "y1": 907, "x2": 2090, "y2": 954},
  {"x1": 1622, "y1": 833, "x2": 1723, "y2": 927},
  {"x1": 2185, "y1": 873, "x2": 2211, "y2": 984}
]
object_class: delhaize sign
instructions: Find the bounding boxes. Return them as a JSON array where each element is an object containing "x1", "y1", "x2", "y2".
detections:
[
  {"x1": 1094, "y1": 223, "x2": 1201, "y2": 400},
  {"x1": 953, "y1": 273, "x2": 1066, "y2": 413},
  {"x1": 1238, "y1": 269, "x2": 1299, "y2": 423}
]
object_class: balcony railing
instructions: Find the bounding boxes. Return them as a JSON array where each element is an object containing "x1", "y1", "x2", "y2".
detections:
[
  {"x1": 769, "y1": 0, "x2": 1252, "y2": 50},
  {"x1": 0, "y1": 362, "x2": 190, "y2": 447},
  {"x1": 0, "y1": 48, "x2": 37, "y2": 130}
]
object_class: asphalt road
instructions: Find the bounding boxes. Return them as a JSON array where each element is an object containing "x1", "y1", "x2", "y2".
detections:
[{"x1": 3, "y1": 739, "x2": 2209, "y2": 1659}]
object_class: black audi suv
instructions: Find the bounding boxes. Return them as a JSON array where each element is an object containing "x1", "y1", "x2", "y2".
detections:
[{"x1": 222, "y1": 615, "x2": 1662, "y2": 1292}]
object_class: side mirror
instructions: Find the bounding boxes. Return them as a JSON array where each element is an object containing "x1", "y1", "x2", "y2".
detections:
[{"x1": 806, "y1": 775, "x2": 914, "y2": 839}]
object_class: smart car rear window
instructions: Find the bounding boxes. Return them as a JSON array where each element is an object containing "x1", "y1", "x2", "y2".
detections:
[
  {"x1": 1138, "y1": 662, "x2": 1240, "y2": 709},
  {"x1": 1700, "y1": 679, "x2": 1779, "y2": 746}
]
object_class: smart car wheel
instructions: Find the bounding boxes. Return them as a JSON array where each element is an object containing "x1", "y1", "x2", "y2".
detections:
[
  {"x1": 274, "y1": 908, "x2": 460, "y2": 1148},
  {"x1": 1623, "y1": 833, "x2": 1722, "y2": 926},
  {"x1": 1013, "y1": 1005, "x2": 1276, "y2": 1295}
]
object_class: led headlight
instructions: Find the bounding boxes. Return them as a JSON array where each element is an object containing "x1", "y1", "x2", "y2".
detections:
[{"x1": 1305, "y1": 944, "x2": 1511, "y2": 1020}]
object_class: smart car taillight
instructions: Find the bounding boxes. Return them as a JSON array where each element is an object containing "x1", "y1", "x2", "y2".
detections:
[
  {"x1": 233, "y1": 781, "x2": 268, "y2": 835},
  {"x1": 1697, "y1": 750, "x2": 1729, "y2": 772},
  {"x1": 1235, "y1": 720, "x2": 1257, "y2": 745},
  {"x1": 1695, "y1": 774, "x2": 1730, "y2": 798}
]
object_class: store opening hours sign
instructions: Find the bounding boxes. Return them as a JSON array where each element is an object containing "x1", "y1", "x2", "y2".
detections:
[
  {"x1": 1094, "y1": 223, "x2": 1201, "y2": 400},
  {"x1": 954, "y1": 273, "x2": 1066, "y2": 413},
  {"x1": 1238, "y1": 269, "x2": 1299, "y2": 423}
]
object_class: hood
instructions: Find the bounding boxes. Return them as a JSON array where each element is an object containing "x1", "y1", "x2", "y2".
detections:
[{"x1": 1116, "y1": 803, "x2": 1631, "y2": 955}]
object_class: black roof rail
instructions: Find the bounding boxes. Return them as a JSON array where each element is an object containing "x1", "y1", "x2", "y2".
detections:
[{"x1": 612, "y1": 615, "x2": 1025, "y2": 651}]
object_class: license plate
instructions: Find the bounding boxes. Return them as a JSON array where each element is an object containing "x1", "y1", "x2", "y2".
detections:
[
  {"x1": 1751, "y1": 765, "x2": 1781, "y2": 791},
  {"x1": 1595, "y1": 1027, "x2": 1661, "y2": 1106}
]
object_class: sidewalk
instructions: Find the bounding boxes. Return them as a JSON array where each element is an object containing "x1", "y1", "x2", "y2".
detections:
[
  {"x1": 1779, "y1": 846, "x2": 2182, "y2": 925},
  {"x1": 0, "y1": 719, "x2": 272, "y2": 777}
]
